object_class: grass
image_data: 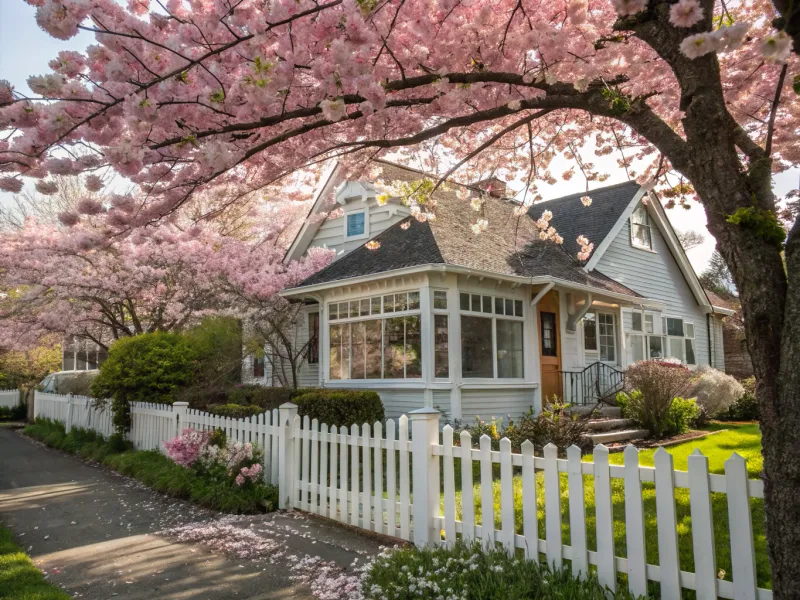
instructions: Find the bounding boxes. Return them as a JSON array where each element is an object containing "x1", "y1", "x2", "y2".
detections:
[
  {"x1": 24, "y1": 419, "x2": 278, "y2": 514},
  {"x1": 0, "y1": 524, "x2": 70, "y2": 600},
  {"x1": 446, "y1": 423, "x2": 768, "y2": 593}
]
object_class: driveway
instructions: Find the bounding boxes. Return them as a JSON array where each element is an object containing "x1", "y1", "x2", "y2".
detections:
[{"x1": 0, "y1": 426, "x2": 383, "y2": 599}]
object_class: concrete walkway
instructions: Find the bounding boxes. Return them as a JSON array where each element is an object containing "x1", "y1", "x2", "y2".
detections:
[{"x1": 0, "y1": 426, "x2": 383, "y2": 599}]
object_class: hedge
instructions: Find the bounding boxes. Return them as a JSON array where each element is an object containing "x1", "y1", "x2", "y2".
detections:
[
  {"x1": 292, "y1": 389, "x2": 385, "y2": 427},
  {"x1": 207, "y1": 403, "x2": 265, "y2": 419}
]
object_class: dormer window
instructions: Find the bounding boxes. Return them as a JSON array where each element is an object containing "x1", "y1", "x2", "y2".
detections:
[
  {"x1": 345, "y1": 209, "x2": 367, "y2": 240},
  {"x1": 630, "y1": 204, "x2": 653, "y2": 250}
]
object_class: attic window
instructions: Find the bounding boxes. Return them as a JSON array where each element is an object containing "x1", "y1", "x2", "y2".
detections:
[
  {"x1": 345, "y1": 210, "x2": 367, "y2": 239},
  {"x1": 630, "y1": 204, "x2": 653, "y2": 250}
]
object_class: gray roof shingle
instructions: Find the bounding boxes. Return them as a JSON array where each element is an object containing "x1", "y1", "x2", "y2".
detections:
[
  {"x1": 292, "y1": 164, "x2": 641, "y2": 298},
  {"x1": 528, "y1": 180, "x2": 641, "y2": 259}
]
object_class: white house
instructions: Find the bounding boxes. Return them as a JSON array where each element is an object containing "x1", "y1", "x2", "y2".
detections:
[{"x1": 247, "y1": 160, "x2": 733, "y2": 421}]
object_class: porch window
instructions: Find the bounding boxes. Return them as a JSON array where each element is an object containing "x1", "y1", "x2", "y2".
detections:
[
  {"x1": 648, "y1": 336, "x2": 664, "y2": 358},
  {"x1": 328, "y1": 291, "x2": 422, "y2": 380},
  {"x1": 663, "y1": 316, "x2": 696, "y2": 365},
  {"x1": 631, "y1": 204, "x2": 653, "y2": 250},
  {"x1": 460, "y1": 292, "x2": 524, "y2": 379},
  {"x1": 583, "y1": 312, "x2": 617, "y2": 362}
]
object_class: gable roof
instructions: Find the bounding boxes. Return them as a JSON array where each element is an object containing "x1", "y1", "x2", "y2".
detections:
[
  {"x1": 528, "y1": 181, "x2": 643, "y2": 259},
  {"x1": 291, "y1": 163, "x2": 642, "y2": 298}
]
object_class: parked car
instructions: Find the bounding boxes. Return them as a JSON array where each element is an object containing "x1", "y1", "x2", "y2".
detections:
[{"x1": 37, "y1": 370, "x2": 99, "y2": 396}]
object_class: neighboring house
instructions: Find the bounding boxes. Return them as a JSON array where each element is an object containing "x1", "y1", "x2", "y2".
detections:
[
  {"x1": 61, "y1": 336, "x2": 107, "y2": 371},
  {"x1": 705, "y1": 290, "x2": 754, "y2": 379},
  {"x1": 247, "y1": 160, "x2": 733, "y2": 421}
]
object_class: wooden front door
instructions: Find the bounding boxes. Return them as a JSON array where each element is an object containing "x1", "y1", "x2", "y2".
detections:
[{"x1": 538, "y1": 291, "x2": 562, "y2": 403}]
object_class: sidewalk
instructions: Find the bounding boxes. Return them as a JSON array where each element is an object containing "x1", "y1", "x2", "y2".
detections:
[{"x1": 0, "y1": 426, "x2": 382, "y2": 599}]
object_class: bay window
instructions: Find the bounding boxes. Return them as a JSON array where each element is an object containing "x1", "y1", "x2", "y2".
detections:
[
  {"x1": 460, "y1": 293, "x2": 524, "y2": 379},
  {"x1": 432, "y1": 291, "x2": 449, "y2": 378},
  {"x1": 626, "y1": 311, "x2": 697, "y2": 365},
  {"x1": 328, "y1": 291, "x2": 422, "y2": 380}
]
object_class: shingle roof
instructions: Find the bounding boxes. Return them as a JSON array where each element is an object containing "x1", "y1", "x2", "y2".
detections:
[
  {"x1": 291, "y1": 163, "x2": 641, "y2": 298},
  {"x1": 528, "y1": 180, "x2": 641, "y2": 259}
]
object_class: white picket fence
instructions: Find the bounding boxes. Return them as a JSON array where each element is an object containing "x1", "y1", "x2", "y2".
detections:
[
  {"x1": 287, "y1": 407, "x2": 771, "y2": 600},
  {"x1": 32, "y1": 391, "x2": 281, "y2": 485},
  {"x1": 28, "y1": 392, "x2": 770, "y2": 598},
  {"x1": 0, "y1": 389, "x2": 20, "y2": 408}
]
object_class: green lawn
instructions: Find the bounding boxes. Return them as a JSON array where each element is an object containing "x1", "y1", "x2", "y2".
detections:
[
  {"x1": 446, "y1": 423, "x2": 769, "y2": 592},
  {"x1": 0, "y1": 525, "x2": 70, "y2": 600}
]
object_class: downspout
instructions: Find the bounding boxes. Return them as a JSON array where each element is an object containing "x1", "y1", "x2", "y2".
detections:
[
  {"x1": 707, "y1": 313, "x2": 714, "y2": 368},
  {"x1": 566, "y1": 293, "x2": 593, "y2": 333}
]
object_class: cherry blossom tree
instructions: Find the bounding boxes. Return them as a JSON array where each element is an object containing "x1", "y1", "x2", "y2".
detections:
[
  {"x1": 0, "y1": 214, "x2": 332, "y2": 352},
  {"x1": 0, "y1": 0, "x2": 799, "y2": 590}
]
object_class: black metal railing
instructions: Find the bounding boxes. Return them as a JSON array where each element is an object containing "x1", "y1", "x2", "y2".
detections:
[{"x1": 560, "y1": 362, "x2": 626, "y2": 405}]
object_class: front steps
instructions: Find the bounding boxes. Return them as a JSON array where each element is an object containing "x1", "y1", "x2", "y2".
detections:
[{"x1": 571, "y1": 404, "x2": 650, "y2": 445}]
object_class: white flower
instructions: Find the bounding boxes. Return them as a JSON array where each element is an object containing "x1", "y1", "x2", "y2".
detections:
[
  {"x1": 580, "y1": 195, "x2": 592, "y2": 206},
  {"x1": 507, "y1": 99, "x2": 521, "y2": 110},
  {"x1": 573, "y1": 78, "x2": 589, "y2": 92},
  {"x1": 471, "y1": 197, "x2": 483, "y2": 211},
  {"x1": 545, "y1": 72, "x2": 558, "y2": 85},
  {"x1": 713, "y1": 22, "x2": 750, "y2": 51},
  {"x1": 669, "y1": 0, "x2": 704, "y2": 28},
  {"x1": 377, "y1": 192, "x2": 390, "y2": 206},
  {"x1": 679, "y1": 32, "x2": 718, "y2": 59},
  {"x1": 760, "y1": 31, "x2": 793, "y2": 63},
  {"x1": 320, "y1": 97, "x2": 347, "y2": 122}
]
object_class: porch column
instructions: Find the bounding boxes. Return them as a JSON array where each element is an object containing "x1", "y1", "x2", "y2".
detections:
[
  {"x1": 419, "y1": 285, "x2": 434, "y2": 407},
  {"x1": 446, "y1": 279, "x2": 462, "y2": 419},
  {"x1": 319, "y1": 295, "x2": 329, "y2": 386}
]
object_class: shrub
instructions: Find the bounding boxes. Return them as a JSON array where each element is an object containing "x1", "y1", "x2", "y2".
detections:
[
  {"x1": 456, "y1": 416, "x2": 503, "y2": 449},
  {"x1": 622, "y1": 361, "x2": 693, "y2": 436},
  {"x1": 617, "y1": 390, "x2": 700, "y2": 438},
  {"x1": 721, "y1": 391, "x2": 760, "y2": 421},
  {"x1": 690, "y1": 367, "x2": 744, "y2": 424},
  {"x1": 92, "y1": 332, "x2": 197, "y2": 432},
  {"x1": 504, "y1": 400, "x2": 590, "y2": 453},
  {"x1": 227, "y1": 385, "x2": 311, "y2": 409},
  {"x1": 361, "y1": 541, "x2": 640, "y2": 600},
  {"x1": 0, "y1": 402, "x2": 26, "y2": 421},
  {"x1": 207, "y1": 404, "x2": 265, "y2": 419},
  {"x1": 292, "y1": 389, "x2": 385, "y2": 427}
]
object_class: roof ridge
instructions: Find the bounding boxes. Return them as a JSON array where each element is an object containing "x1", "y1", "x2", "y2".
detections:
[{"x1": 533, "y1": 180, "x2": 641, "y2": 206}]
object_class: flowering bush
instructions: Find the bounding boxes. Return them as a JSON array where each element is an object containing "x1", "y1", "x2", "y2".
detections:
[
  {"x1": 163, "y1": 429, "x2": 265, "y2": 488},
  {"x1": 163, "y1": 428, "x2": 210, "y2": 468},
  {"x1": 690, "y1": 367, "x2": 745, "y2": 424}
]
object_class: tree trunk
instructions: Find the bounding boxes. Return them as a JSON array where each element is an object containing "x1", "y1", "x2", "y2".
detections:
[{"x1": 686, "y1": 150, "x2": 799, "y2": 597}]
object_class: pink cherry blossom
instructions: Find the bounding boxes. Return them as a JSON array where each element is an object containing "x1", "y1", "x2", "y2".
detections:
[
  {"x1": 0, "y1": 177, "x2": 23, "y2": 193},
  {"x1": 669, "y1": 0, "x2": 704, "y2": 28},
  {"x1": 35, "y1": 180, "x2": 59, "y2": 195},
  {"x1": 679, "y1": 33, "x2": 718, "y2": 59}
]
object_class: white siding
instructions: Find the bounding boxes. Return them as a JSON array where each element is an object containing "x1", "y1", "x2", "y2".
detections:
[
  {"x1": 378, "y1": 389, "x2": 426, "y2": 420},
  {"x1": 432, "y1": 390, "x2": 452, "y2": 421},
  {"x1": 460, "y1": 389, "x2": 536, "y2": 424},
  {"x1": 308, "y1": 198, "x2": 410, "y2": 258},
  {"x1": 594, "y1": 217, "x2": 711, "y2": 366}
]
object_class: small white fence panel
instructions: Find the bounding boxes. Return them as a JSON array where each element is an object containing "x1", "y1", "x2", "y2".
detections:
[{"x1": 0, "y1": 389, "x2": 20, "y2": 409}]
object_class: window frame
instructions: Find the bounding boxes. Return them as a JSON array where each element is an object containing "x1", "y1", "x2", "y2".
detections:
[
  {"x1": 459, "y1": 291, "x2": 525, "y2": 380},
  {"x1": 583, "y1": 310, "x2": 618, "y2": 364},
  {"x1": 343, "y1": 208, "x2": 369, "y2": 241},
  {"x1": 307, "y1": 312, "x2": 320, "y2": 365},
  {"x1": 326, "y1": 290, "x2": 421, "y2": 381},
  {"x1": 630, "y1": 204, "x2": 654, "y2": 251},
  {"x1": 432, "y1": 289, "x2": 450, "y2": 380}
]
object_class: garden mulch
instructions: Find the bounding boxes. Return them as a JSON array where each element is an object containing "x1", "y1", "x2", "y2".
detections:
[{"x1": 0, "y1": 427, "x2": 384, "y2": 599}]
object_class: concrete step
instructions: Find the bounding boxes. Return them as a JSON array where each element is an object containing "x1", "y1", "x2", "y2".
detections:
[
  {"x1": 586, "y1": 418, "x2": 635, "y2": 432},
  {"x1": 588, "y1": 428, "x2": 649, "y2": 445},
  {"x1": 569, "y1": 405, "x2": 622, "y2": 419}
]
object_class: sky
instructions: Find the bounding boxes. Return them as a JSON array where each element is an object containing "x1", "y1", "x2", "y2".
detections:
[{"x1": 1, "y1": 1, "x2": 797, "y2": 273}]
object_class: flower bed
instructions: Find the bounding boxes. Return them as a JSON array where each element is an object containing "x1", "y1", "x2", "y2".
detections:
[{"x1": 25, "y1": 419, "x2": 277, "y2": 514}]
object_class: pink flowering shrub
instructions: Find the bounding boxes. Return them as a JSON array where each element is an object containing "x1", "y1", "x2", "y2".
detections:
[{"x1": 163, "y1": 428, "x2": 210, "y2": 468}]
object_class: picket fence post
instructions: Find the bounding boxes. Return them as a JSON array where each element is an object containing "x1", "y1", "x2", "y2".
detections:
[
  {"x1": 173, "y1": 402, "x2": 188, "y2": 439},
  {"x1": 65, "y1": 393, "x2": 74, "y2": 433},
  {"x1": 409, "y1": 407, "x2": 441, "y2": 547},
  {"x1": 278, "y1": 402, "x2": 299, "y2": 510}
]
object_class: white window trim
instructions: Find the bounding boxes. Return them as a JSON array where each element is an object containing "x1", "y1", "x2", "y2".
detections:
[
  {"x1": 630, "y1": 204, "x2": 655, "y2": 252},
  {"x1": 459, "y1": 292, "x2": 525, "y2": 381},
  {"x1": 343, "y1": 208, "x2": 369, "y2": 240},
  {"x1": 327, "y1": 290, "x2": 422, "y2": 382}
]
